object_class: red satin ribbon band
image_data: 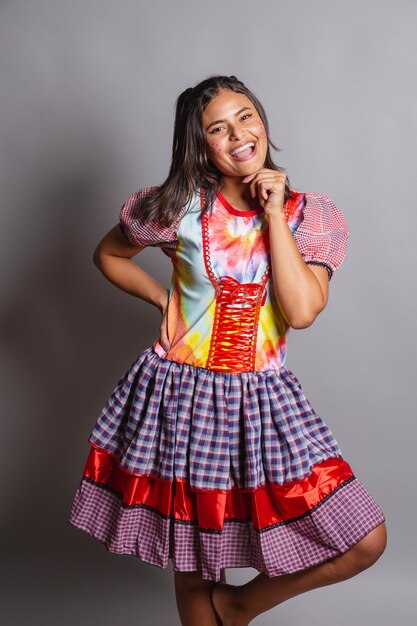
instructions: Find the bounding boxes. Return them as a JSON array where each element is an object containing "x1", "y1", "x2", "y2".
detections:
[{"x1": 84, "y1": 445, "x2": 354, "y2": 531}]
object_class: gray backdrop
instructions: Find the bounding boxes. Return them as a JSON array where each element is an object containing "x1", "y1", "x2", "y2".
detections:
[{"x1": 1, "y1": 1, "x2": 416, "y2": 624}]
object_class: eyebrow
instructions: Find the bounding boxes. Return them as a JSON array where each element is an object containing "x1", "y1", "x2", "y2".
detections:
[{"x1": 205, "y1": 107, "x2": 252, "y2": 131}]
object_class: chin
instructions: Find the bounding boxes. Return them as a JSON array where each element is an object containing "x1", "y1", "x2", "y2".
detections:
[
  {"x1": 238, "y1": 160, "x2": 265, "y2": 176},
  {"x1": 245, "y1": 162, "x2": 263, "y2": 173}
]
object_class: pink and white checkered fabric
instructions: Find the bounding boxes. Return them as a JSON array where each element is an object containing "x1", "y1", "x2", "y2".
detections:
[
  {"x1": 69, "y1": 476, "x2": 385, "y2": 582},
  {"x1": 118, "y1": 187, "x2": 184, "y2": 257},
  {"x1": 118, "y1": 187, "x2": 348, "y2": 276},
  {"x1": 293, "y1": 192, "x2": 349, "y2": 277}
]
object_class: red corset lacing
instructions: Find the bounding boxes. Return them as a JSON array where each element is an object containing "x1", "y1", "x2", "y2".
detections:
[{"x1": 201, "y1": 192, "x2": 294, "y2": 373}]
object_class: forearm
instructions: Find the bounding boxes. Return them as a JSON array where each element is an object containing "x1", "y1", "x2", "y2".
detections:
[
  {"x1": 267, "y1": 212, "x2": 327, "y2": 328},
  {"x1": 95, "y1": 253, "x2": 169, "y2": 312}
]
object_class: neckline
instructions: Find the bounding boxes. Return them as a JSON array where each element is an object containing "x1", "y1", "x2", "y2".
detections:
[{"x1": 217, "y1": 192, "x2": 262, "y2": 217}]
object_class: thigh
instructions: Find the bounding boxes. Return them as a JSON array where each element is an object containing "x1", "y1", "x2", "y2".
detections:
[
  {"x1": 174, "y1": 569, "x2": 227, "y2": 589},
  {"x1": 174, "y1": 570, "x2": 213, "y2": 590}
]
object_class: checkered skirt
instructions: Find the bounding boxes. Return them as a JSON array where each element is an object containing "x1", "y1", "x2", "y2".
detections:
[{"x1": 69, "y1": 347, "x2": 385, "y2": 581}]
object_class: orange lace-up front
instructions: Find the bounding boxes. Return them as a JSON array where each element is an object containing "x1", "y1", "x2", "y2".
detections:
[
  {"x1": 205, "y1": 273, "x2": 269, "y2": 372},
  {"x1": 201, "y1": 194, "x2": 271, "y2": 372},
  {"x1": 201, "y1": 192, "x2": 298, "y2": 372}
]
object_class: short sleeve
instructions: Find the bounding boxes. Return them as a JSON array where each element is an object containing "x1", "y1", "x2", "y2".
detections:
[
  {"x1": 293, "y1": 192, "x2": 349, "y2": 280},
  {"x1": 118, "y1": 186, "x2": 182, "y2": 257}
]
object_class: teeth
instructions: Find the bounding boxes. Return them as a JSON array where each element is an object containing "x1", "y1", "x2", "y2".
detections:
[{"x1": 231, "y1": 142, "x2": 255, "y2": 156}]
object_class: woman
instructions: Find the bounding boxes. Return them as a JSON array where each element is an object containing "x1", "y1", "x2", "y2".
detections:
[{"x1": 69, "y1": 75, "x2": 387, "y2": 626}]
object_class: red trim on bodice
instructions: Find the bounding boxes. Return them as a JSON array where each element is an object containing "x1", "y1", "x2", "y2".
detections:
[{"x1": 217, "y1": 192, "x2": 262, "y2": 217}]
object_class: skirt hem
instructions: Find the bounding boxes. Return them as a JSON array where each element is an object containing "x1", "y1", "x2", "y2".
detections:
[
  {"x1": 68, "y1": 474, "x2": 385, "y2": 583},
  {"x1": 68, "y1": 515, "x2": 386, "y2": 582}
]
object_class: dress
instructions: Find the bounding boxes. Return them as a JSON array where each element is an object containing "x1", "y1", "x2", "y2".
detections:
[{"x1": 69, "y1": 186, "x2": 385, "y2": 582}]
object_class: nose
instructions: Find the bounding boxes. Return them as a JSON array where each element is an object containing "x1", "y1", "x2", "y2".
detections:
[{"x1": 229, "y1": 122, "x2": 243, "y2": 141}]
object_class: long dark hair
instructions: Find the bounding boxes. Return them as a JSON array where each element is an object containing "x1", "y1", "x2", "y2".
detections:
[{"x1": 141, "y1": 75, "x2": 293, "y2": 226}]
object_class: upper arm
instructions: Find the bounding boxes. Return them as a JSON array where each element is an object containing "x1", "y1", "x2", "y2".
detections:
[
  {"x1": 308, "y1": 264, "x2": 329, "y2": 309},
  {"x1": 94, "y1": 224, "x2": 145, "y2": 265}
]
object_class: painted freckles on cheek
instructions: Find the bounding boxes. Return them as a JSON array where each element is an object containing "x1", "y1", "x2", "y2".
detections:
[
  {"x1": 209, "y1": 142, "x2": 223, "y2": 156},
  {"x1": 255, "y1": 123, "x2": 266, "y2": 138}
]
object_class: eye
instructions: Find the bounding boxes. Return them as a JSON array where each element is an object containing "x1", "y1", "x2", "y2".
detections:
[
  {"x1": 241, "y1": 113, "x2": 252, "y2": 121},
  {"x1": 209, "y1": 126, "x2": 224, "y2": 134}
]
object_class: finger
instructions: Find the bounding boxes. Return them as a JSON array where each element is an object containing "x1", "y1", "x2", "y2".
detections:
[
  {"x1": 249, "y1": 175, "x2": 285, "y2": 197},
  {"x1": 252, "y1": 173, "x2": 286, "y2": 187},
  {"x1": 159, "y1": 334, "x2": 170, "y2": 352},
  {"x1": 259, "y1": 184, "x2": 269, "y2": 202},
  {"x1": 245, "y1": 171, "x2": 286, "y2": 202},
  {"x1": 260, "y1": 181, "x2": 286, "y2": 200},
  {"x1": 250, "y1": 179, "x2": 269, "y2": 203},
  {"x1": 242, "y1": 168, "x2": 283, "y2": 185},
  {"x1": 242, "y1": 168, "x2": 285, "y2": 183},
  {"x1": 257, "y1": 178, "x2": 283, "y2": 201},
  {"x1": 243, "y1": 170, "x2": 276, "y2": 183},
  {"x1": 159, "y1": 317, "x2": 170, "y2": 351},
  {"x1": 247, "y1": 176, "x2": 262, "y2": 198},
  {"x1": 242, "y1": 173, "x2": 257, "y2": 184}
]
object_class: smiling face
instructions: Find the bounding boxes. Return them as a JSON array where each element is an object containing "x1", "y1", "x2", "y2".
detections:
[{"x1": 202, "y1": 90, "x2": 268, "y2": 180}]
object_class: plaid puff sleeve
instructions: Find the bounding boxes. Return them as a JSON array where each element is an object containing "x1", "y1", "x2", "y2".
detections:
[
  {"x1": 293, "y1": 192, "x2": 349, "y2": 280},
  {"x1": 118, "y1": 186, "x2": 182, "y2": 257}
]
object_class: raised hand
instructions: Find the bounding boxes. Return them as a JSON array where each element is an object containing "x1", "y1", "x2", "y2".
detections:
[{"x1": 242, "y1": 169, "x2": 287, "y2": 216}]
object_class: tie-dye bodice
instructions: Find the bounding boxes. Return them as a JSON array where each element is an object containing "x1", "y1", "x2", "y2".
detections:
[
  {"x1": 119, "y1": 187, "x2": 349, "y2": 373},
  {"x1": 151, "y1": 191, "x2": 305, "y2": 371}
]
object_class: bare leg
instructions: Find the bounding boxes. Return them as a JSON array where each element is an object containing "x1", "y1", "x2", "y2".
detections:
[
  {"x1": 212, "y1": 522, "x2": 387, "y2": 626},
  {"x1": 174, "y1": 568, "x2": 227, "y2": 626}
]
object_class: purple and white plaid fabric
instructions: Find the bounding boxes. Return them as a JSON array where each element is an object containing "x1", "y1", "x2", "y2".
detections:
[
  {"x1": 69, "y1": 476, "x2": 385, "y2": 582},
  {"x1": 88, "y1": 347, "x2": 343, "y2": 491}
]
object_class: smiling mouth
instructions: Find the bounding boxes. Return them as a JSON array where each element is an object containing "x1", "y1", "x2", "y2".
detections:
[{"x1": 230, "y1": 142, "x2": 256, "y2": 161}]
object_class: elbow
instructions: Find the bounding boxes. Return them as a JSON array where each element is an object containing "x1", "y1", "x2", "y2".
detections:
[
  {"x1": 93, "y1": 246, "x2": 100, "y2": 268},
  {"x1": 286, "y1": 305, "x2": 323, "y2": 329},
  {"x1": 288, "y1": 313, "x2": 317, "y2": 330},
  {"x1": 93, "y1": 244, "x2": 105, "y2": 270},
  {"x1": 278, "y1": 284, "x2": 328, "y2": 329}
]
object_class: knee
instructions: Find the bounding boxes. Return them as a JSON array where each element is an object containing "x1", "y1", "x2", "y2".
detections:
[{"x1": 351, "y1": 522, "x2": 387, "y2": 570}]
